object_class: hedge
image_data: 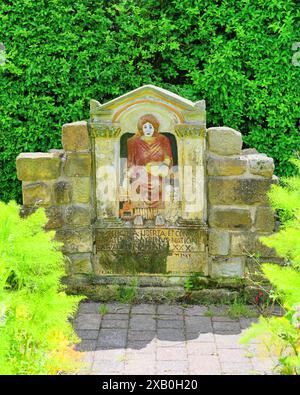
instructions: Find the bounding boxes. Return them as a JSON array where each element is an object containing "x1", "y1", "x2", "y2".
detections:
[{"x1": 0, "y1": 0, "x2": 299, "y2": 202}]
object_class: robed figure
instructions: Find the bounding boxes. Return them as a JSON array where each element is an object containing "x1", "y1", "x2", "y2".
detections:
[{"x1": 123, "y1": 114, "x2": 173, "y2": 220}]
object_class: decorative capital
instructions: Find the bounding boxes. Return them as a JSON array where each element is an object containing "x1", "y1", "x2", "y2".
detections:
[
  {"x1": 90, "y1": 123, "x2": 121, "y2": 138},
  {"x1": 175, "y1": 124, "x2": 206, "y2": 138}
]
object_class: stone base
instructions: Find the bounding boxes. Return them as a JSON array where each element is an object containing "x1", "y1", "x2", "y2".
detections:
[{"x1": 63, "y1": 274, "x2": 261, "y2": 304}]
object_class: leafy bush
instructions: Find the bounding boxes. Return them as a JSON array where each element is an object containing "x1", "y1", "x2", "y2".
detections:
[
  {"x1": 117, "y1": 278, "x2": 138, "y2": 303},
  {"x1": 0, "y1": 201, "x2": 84, "y2": 374},
  {"x1": 240, "y1": 159, "x2": 300, "y2": 375},
  {"x1": 0, "y1": 0, "x2": 299, "y2": 202}
]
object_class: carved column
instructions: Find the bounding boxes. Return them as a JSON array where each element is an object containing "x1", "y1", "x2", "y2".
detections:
[
  {"x1": 174, "y1": 124, "x2": 206, "y2": 222},
  {"x1": 89, "y1": 122, "x2": 121, "y2": 220}
]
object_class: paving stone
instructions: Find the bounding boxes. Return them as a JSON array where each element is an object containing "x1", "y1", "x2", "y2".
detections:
[
  {"x1": 79, "y1": 302, "x2": 100, "y2": 314},
  {"x1": 105, "y1": 303, "x2": 131, "y2": 314},
  {"x1": 156, "y1": 369, "x2": 190, "y2": 375},
  {"x1": 185, "y1": 316, "x2": 213, "y2": 332},
  {"x1": 187, "y1": 342, "x2": 217, "y2": 356},
  {"x1": 250, "y1": 357, "x2": 276, "y2": 374},
  {"x1": 81, "y1": 351, "x2": 94, "y2": 363},
  {"x1": 221, "y1": 361, "x2": 253, "y2": 375},
  {"x1": 101, "y1": 319, "x2": 128, "y2": 329},
  {"x1": 156, "y1": 360, "x2": 188, "y2": 374},
  {"x1": 212, "y1": 321, "x2": 241, "y2": 333},
  {"x1": 156, "y1": 340, "x2": 186, "y2": 348},
  {"x1": 190, "y1": 368, "x2": 221, "y2": 375},
  {"x1": 244, "y1": 343, "x2": 262, "y2": 356},
  {"x1": 239, "y1": 317, "x2": 259, "y2": 329},
  {"x1": 75, "y1": 314, "x2": 101, "y2": 330},
  {"x1": 212, "y1": 316, "x2": 239, "y2": 322},
  {"x1": 131, "y1": 304, "x2": 156, "y2": 315},
  {"x1": 184, "y1": 305, "x2": 208, "y2": 316},
  {"x1": 125, "y1": 352, "x2": 156, "y2": 362},
  {"x1": 92, "y1": 359, "x2": 125, "y2": 373},
  {"x1": 189, "y1": 355, "x2": 221, "y2": 375},
  {"x1": 156, "y1": 314, "x2": 184, "y2": 321},
  {"x1": 97, "y1": 329, "x2": 127, "y2": 348},
  {"x1": 127, "y1": 341, "x2": 156, "y2": 352},
  {"x1": 102, "y1": 313, "x2": 129, "y2": 320},
  {"x1": 157, "y1": 305, "x2": 184, "y2": 315},
  {"x1": 127, "y1": 340, "x2": 154, "y2": 350},
  {"x1": 218, "y1": 348, "x2": 249, "y2": 362},
  {"x1": 128, "y1": 330, "x2": 156, "y2": 341},
  {"x1": 157, "y1": 319, "x2": 184, "y2": 329},
  {"x1": 125, "y1": 360, "x2": 156, "y2": 371},
  {"x1": 94, "y1": 349, "x2": 126, "y2": 361},
  {"x1": 125, "y1": 365, "x2": 156, "y2": 374},
  {"x1": 73, "y1": 303, "x2": 277, "y2": 376},
  {"x1": 157, "y1": 328, "x2": 185, "y2": 341},
  {"x1": 156, "y1": 347, "x2": 187, "y2": 361},
  {"x1": 75, "y1": 340, "x2": 96, "y2": 352},
  {"x1": 214, "y1": 334, "x2": 245, "y2": 349},
  {"x1": 75, "y1": 330, "x2": 99, "y2": 340},
  {"x1": 129, "y1": 316, "x2": 156, "y2": 330},
  {"x1": 96, "y1": 371, "x2": 125, "y2": 376},
  {"x1": 186, "y1": 332, "x2": 215, "y2": 343},
  {"x1": 79, "y1": 364, "x2": 93, "y2": 375}
]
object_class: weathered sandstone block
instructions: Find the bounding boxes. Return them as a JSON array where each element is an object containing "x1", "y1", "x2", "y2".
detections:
[
  {"x1": 207, "y1": 127, "x2": 242, "y2": 156},
  {"x1": 20, "y1": 206, "x2": 37, "y2": 218},
  {"x1": 208, "y1": 177, "x2": 277, "y2": 205},
  {"x1": 65, "y1": 205, "x2": 91, "y2": 226},
  {"x1": 64, "y1": 152, "x2": 91, "y2": 177},
  {"x1": 231, "y1": 232, "x2": 277, "y2": 257},
  {"x1": 248, "y1": 154, "x2": 275, "y2": 178},
  {"x1": 241, "y1": 148, "x2": 259, "y2": 155},
  {"x1": 55, "y1": 228, "x2": 93, "y2": 253},
  {"x1": 16, "y1": 153, "x2": 61, "y2": 181},
  {"x1": 62, "y1": 121, "x2": 90, "y2": 151},
  {"x1": 66, "y1": 253, "x2": 93, "y2": 275},
  {"x1": 54, "y1": 181, "x2": 71, "y2": 204},
  {"x1": 208, "y1": 230, "x2": 230, "y2": 255},
  {"x1": 22, "y1": 182, "x2": 52, "y2": 206},
  {"x1": 209, "y1": 208, "x2": 252, "y2": 230},
  {"x1": 71, "y1": 177, "x2": 91, "y2": 203},
  {"x1": 45, "y1": 206, "x2": 65, "y2": 229},
  {"x1": 210, "y1": 257, "x2": 245, "y2": 278},
  {"x1": 207, "y1": 155, "x2": 247, "y2": 176},
  {"x1": 255, "y1": 206, "x2": 276, "y2": 232}
]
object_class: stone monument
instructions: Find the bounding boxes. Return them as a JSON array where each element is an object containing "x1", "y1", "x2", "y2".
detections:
[{"x1": 16, "y1": 85, "x2": 280, "y2": 301}]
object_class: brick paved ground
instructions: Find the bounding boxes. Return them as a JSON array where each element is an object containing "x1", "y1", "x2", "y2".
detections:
[{"x1": 74, "y1": 302, "x2": 279, "y2": 375}]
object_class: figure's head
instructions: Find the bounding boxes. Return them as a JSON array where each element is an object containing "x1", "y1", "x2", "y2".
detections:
[
  {"x1": 142, "y1": 122, "x2": 155, "y2": 137},
  {"x1": 137, "y1": 114, "x2": 160, "y2": 137}
]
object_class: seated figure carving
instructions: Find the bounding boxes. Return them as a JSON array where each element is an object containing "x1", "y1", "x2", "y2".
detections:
[{"x1": 121, "y1": 114, "x2": 173, "y2": 221}]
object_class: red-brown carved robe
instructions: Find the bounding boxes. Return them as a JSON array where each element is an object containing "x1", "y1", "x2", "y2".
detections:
[{"x1": 127, "y1": 134, "x2": 173, "y2": 208}]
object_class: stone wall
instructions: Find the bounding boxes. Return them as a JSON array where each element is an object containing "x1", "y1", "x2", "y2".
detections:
[
  {"x1": 16, "y1": 121, "x2": 280, "y2": 300},
  {"x1": 206, "y1": 127, "x2": 279, "y2": 279},
  {"x1": 17, "y1": 121, "x2": 94, "y2": 276}
]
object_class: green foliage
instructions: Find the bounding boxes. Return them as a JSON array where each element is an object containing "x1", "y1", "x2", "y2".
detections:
[
  {"x1": 184, "y1": 272, "x2": 205, "y2": 291},
  {"x1": 240, "y1": 160, "x2": 300, "y2": 375},
  {"x1": 0, "y1": 201, "x2": 84, "y2": 374},
  {"x1": 117, "y1": 278, "x2": 138, "y2": 303},
  {"x1": 261, "y1": 159, "x2": 300, "y2": 265},
  {"x1": 0, "y1": 0, "x2": 299, "y2": 202},
  {"x1": 227, "y1": 298, "x2": 257, "y2": 319},
  {"x1": 204, "y1": 308, "x2": 214, "y2": 317},
  {"x1": 98, "y1": 304, "x2": 109, "y2": 316}
]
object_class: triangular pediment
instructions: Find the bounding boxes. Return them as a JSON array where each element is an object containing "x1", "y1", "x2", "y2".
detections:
[{"x1": 90, "y1": 85, "x2": 205, "y2": 114}]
